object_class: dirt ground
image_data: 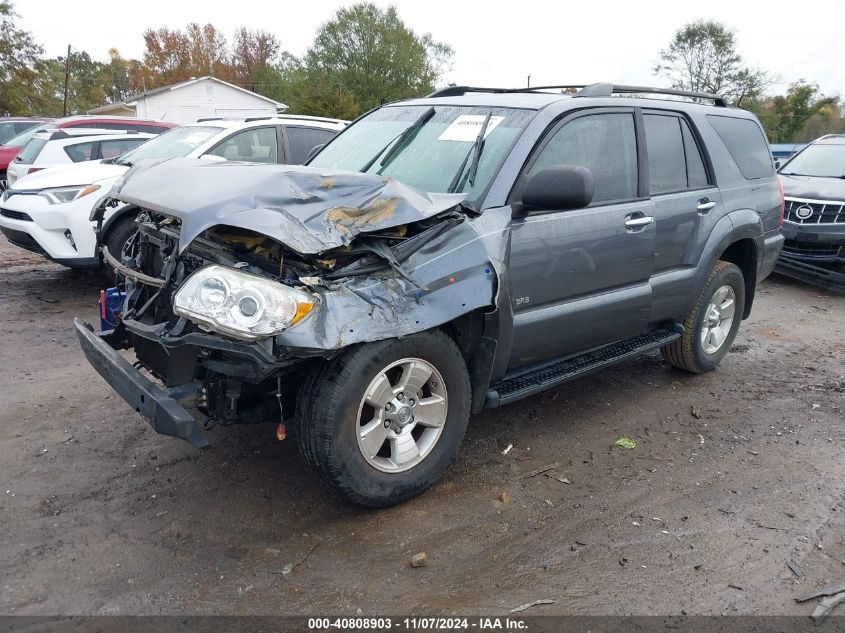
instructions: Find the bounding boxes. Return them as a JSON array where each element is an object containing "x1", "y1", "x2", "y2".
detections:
[{"x1": 1, "y1": 233, "x2": 843, "y2": 617}]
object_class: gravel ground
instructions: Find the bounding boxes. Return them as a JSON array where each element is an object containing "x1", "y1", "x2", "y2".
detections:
[{"x1": 0, "y1": 234, "x2": 843, "y2": 617}]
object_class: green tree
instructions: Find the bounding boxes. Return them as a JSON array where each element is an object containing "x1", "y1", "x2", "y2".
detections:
[
  {"x1": 654, "y1": 20, "x2": 770, "y2": 105},
  {"x1": 0, "y1": 0, "x2": 46, "y2": 115},
  {"x1": 231, "y1": 28, "x2": 280, "y2": 90},
  {"x1": 305, "y1": 3, "x2": 452, "y2": 111},
  {"x1": 749, "y1": 81, "x2": 843, "y2": 143}
]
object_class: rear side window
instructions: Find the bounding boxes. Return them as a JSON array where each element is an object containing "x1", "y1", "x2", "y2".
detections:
[
  {"x1": 64, "y1": 141, "x2": 97, "y2": 162},
  {"x1": 527, "y1": 112, "x2": 638, "y2": 204},
  {"x1": 286, "y1": 127, "x2": 337, "y2": 164},
  {"x1": 16, "y1": 138, "x2": 47, "y2": 164},
  {"x1": 644, "y1": 114, "x2": 711, "y2": 193},
  {"x1": 707, "y1": 115, "x2": 773, "y2": 179}
]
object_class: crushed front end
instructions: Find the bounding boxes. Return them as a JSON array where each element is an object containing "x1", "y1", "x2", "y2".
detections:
[{"x1": 76, "y1": 160, "x2": 497, "y2": 447}]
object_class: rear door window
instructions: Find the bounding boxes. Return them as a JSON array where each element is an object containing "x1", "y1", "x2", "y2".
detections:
[
  {"x1": 644, "y1": 115, "x2": 687, "y2": 194},
  {"x1": 16, "y1": 138, "x2": 48, "y2": 164},
  {"x1": 286, "y1": 127, "x2": 337, "y2": 164},
  {"x1": 63, "y1": 141, "x2": 97, "y2": 162},
  {"x1": 526, "y1": 112, "x2": 639, "y2": 204},
  {"x1": 644, "y1": 113, "x2": 711, "y2": 193},
  {"x1": 707, "y1": 115, "x2": 773, "y2": 179}
]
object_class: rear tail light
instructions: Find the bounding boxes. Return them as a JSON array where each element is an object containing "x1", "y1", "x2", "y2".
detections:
[
  {"x1": 26, "y1": 167, "x2": 44, "y2": 175},
  {"x1": 777, "y1": 177, "x2": 785, "y2": 226}
]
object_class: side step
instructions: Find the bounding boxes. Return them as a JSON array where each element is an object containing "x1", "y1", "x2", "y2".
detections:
[{"x1": 485, "y1": 328, "x2": 681, "y2": 408}]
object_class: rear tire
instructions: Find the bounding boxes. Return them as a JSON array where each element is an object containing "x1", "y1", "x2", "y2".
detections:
[
  {"x1": 101, "y1": 217, "x2": 138, "y2": 284},
  {"x1": 295, "y1": 329, "x2": 470, "y2": 507},
  {"x1": 661, "y1": 260, "x2": 745, "y2": 373}
]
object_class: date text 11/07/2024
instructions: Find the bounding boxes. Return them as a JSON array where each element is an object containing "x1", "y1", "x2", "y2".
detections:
[{"x1": 307, "y1": 617, "x2": 530, "y2": 630}]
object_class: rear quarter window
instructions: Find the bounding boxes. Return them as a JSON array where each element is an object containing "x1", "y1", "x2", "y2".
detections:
[{"x1": 707, "y1": 115, "x2": 773, "y2": 180}]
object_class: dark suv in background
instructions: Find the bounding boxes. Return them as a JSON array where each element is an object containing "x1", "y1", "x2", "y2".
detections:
[
  {"x1": 77, "y1": 83, "x2": 784, "y2": 507},
  {"x1": 777, "y1": 134, "x2": 845, "y2": 290}
]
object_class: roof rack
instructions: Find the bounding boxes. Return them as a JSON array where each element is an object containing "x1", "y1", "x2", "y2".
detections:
[{"x1": 427, "y1": 83, "x2": 727, "y2": 107}]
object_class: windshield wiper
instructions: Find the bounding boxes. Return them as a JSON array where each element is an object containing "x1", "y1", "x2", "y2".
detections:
[
  {"x1": 447, "y1": 112, "x2": 492, "y2": 194},
  {"x1": 359, "y1": 106, "x2": 435, "y2": 174}
]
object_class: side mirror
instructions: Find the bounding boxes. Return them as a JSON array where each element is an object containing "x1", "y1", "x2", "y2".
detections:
[
  {"x1": 521, "y1": 165, "x2": 594, "y2": 211},
  {"x1": 199, "y1": 154, "x2": 227, "y2": 163},
  {"x1": 773, "y1": 159, "x2": 781, "y2": 170},
  {"x1": 305, "y1": 144, "x2": 325, "y2": 163}
]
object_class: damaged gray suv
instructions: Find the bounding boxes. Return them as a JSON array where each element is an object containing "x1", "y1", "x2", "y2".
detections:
[{"x1": 75, "y1": 83, "x2": 785, "y2": 506}]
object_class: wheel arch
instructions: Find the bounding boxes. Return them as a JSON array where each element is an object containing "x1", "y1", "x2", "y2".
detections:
[{"x1": 718, "y1": 238, "x2": 758, "y2": 319}]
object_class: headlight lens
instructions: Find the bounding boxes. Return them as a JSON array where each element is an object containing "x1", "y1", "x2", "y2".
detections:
[
  {"x1": 173, "y1": 265, "x2": 316, "y2": 341},
  {"x1": 38, "y1": 184, "x2": 101, "y2": 205}
]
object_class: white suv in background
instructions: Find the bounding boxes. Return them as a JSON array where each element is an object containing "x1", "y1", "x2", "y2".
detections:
[
  {"x1": 7, "y1": 129, "x2": 153, "y2": 187},
  {"x1": 0, "y1": 115, "x2": 347, "y2": 274}
]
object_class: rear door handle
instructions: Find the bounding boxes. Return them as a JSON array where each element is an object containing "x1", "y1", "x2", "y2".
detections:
[
  {"x1": 697, "y1": 198, "x2": 716, "y2": 213},
  {"x1": 624, "y1": 216, "x2": 654, "y2": 228}
]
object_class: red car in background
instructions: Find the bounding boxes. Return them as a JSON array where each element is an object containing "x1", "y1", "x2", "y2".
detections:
[
  {"x1": 0, "y1": 116, "x2": 176, "y2": 190},
  {"x1": 0, "y1": 117, "x2": 51, "y2": 145}
]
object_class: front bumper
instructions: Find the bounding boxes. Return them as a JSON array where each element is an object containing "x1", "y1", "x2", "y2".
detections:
[
  {"x1": 780, "y1": 220, "x2": 845, "y2": 263},
  {"x1": 0, "y1": 192, "x2": 102, "y2": 267},
  {"x1": 74, "y1": 318, "x2": 210, "y2": 447}
]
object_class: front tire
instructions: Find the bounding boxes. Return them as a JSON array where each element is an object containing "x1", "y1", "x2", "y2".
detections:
[
  {"x1": 661, "y1": 260, "x2": 745, "y2": 373},
  {"x1": 101, "y1": 217, "x2": 138, "y2": 284},
  {"x1": 296, "y1": 330, "x2": 470, "y2": 507}
]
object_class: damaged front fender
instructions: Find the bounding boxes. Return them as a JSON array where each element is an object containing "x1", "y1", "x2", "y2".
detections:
[{"x1": 276, "y1": 219, "x2": 498, "y2": 350}]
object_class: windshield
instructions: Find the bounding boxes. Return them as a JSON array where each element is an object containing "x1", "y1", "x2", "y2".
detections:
[
  {"x1": 309, "y1": 105, "x2": 534, "y2": 201},
  {"x1": 3, "y1": 123, "x2": 53, "y2": 148},
  {"x1": 114, "y1": 125, "x2": 223, "y2": 166},
  {"x1": 781, "y1": 143, "x2": 845, "y2": 178}
]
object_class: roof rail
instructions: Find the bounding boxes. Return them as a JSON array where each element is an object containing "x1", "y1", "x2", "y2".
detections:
[
  {"x1": 196, "y1": 117, "x2": 224, "y2": 122},
  {"x1": 574, "y1": 83, "x2": 727, "y2": 107},
  {"x1": 427, "y1": 83, "x2": 727, "y2": 107}
]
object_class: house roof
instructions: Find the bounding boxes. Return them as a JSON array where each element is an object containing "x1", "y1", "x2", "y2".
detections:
[{"x1": 89, "y1": 76, "x2": 287, "y2": 114}]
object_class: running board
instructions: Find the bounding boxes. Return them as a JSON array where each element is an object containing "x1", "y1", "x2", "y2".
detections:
[{"x1": 485, "y1": 328, "x2": 681, "y2": 408}]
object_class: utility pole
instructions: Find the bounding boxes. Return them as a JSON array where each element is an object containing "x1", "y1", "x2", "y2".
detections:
[{"x1": 62, "y1": 45, "x2": 71, "y2": 117}]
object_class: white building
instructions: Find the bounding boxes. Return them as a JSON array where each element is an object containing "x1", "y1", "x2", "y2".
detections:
[{"x1": 88, "y1": 76, "x2": 288, "y2": 125}]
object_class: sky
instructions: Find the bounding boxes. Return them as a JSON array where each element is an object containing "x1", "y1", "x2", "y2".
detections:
[{"x1": 15, "y1": 0, "x2": 845, "y2": 98}]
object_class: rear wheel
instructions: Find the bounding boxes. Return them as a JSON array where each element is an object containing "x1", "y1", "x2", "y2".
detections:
[
  {"x1": 101, "y1": 217, "x2": 138, "y2": 284},
  {"x1": 661, "y1": 260, "x2": 745, "y2": 373},
  {"x1": 295, "y1": 330, "x2": 470, "y2": 507}
]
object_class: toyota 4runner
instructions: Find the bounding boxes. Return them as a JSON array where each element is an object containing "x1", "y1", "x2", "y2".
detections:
[{"x1": 75, "y1": 83, "x2": 785, "y2": 506}]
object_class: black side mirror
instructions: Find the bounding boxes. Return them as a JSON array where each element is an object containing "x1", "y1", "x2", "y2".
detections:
[
  {"x1": 521, "y1": 165, "x2": 594, "y2": 211},
  {"x1": 305, "y1": 144, "x2": 325, "y2": 163}
]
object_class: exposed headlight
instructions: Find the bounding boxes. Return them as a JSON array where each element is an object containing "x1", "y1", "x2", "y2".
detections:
[
  {"x1": 173, "y1": 265, "x2": 316, "y2": 341},
  {"x1": 38, "y1": 184, "x2": 101, "y2": 205}
]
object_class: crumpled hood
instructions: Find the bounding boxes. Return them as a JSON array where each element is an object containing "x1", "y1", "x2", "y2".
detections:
[
  {"x1": 108, "y1": 158, "x2": 467, "y2": 255},
  {"x1": 780, "y1": 173, "x2": 845, "y2": 201}
]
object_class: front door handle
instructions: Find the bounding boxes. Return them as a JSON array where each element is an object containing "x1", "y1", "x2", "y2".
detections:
[
  {"x1": 624, "y1": 216, "x2": 654, "y2": 229},
  {"x1": 697, "y1": 198, "x2": 716, "y2": 213}
]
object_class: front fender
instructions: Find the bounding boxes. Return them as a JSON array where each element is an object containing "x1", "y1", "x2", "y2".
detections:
[{"x1": 273, "y1": 220, "x2": 498, "y2": 351}]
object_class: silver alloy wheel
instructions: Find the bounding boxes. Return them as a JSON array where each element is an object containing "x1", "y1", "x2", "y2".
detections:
[
  {"x1": 355, "y1": 357, "x2": 448, "y2": 473},
  {"x1": 700, "y1": 284, "x2": 736, "y2": 354}
]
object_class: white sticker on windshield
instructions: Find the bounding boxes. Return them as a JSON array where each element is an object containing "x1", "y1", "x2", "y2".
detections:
[{"x1": 438, "y1": 115, "x2": 504, "y2": 142}]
